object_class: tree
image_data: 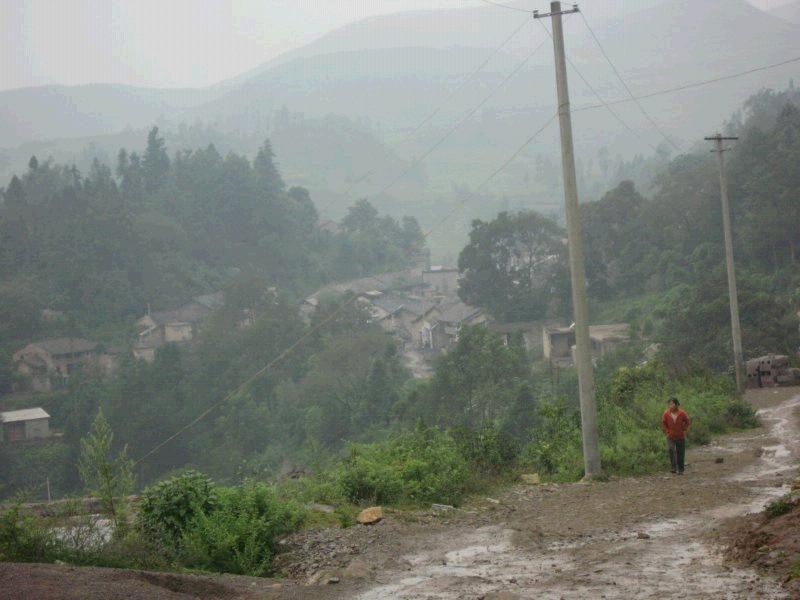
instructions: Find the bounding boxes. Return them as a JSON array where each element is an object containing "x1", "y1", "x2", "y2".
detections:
[
  {"x1": 78, "y1": 411, "x2": 135, "y2": 535},
  {"x1": 142, "y1": 127, "x2": 170, "y2": 194},
  {"x1": 458, "y1": 211, "x2": 568, "y2": 322}
]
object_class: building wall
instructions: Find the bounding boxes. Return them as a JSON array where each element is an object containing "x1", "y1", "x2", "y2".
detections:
[
  {"x1": 164, "y1": 323, "x2": 193, "y2": 343},
  {"x1": 24, "y1": 418, "x2": 50, "y2": 440},
  {"x1": 423, "y1": 270, "x2": 460, "y2": 296}
]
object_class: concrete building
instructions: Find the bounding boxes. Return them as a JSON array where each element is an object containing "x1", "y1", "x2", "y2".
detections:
[
  {"x1": 422, "y1": 266, "x2": 460, "y2": 298},
  {"x1": 135, "y1": 292, "x2": 225, "y2": 359},
  {"x1": 488, "y1": 320, "x2": 562, "y2": 360},
  {"x1": 13, "y1": 338, "x2": 103, "y2": 392},
  {"x1": 543, "y1": 323, "x2": 631, "y2": 365},
  {"x1": 0, "y1": 408, "x2": 51, "y2": 443},
  {"x1": 421, "y1": 301, "x2": 485, "y2": 350},
  {"x1": 360, "y1": 292, "x2": 439, "y2": 347}
]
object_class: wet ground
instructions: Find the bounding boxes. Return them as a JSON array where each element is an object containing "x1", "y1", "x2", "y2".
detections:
[{"x1": 350, "y1": 388, "x2": 799, "y2": 599}]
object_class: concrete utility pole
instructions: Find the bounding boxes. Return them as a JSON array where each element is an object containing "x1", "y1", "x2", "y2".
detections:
[
  {"x1": 535, "y1": 1, "x2": 601, "y2": 478},
  {"x1": 706, "y1": 134, "x2": 745, "y2": 393}
]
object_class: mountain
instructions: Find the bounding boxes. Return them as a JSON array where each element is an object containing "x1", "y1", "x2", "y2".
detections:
[
  {"x1": 0, "y1": 84, "x2": 219, "y2": 149},
  {"x1": 769, "y1": 1, "x2": 800, "y2": 24}
]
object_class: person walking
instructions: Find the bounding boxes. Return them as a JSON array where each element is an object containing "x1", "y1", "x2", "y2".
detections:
[{"x1": 661, "y1": 398, "x2": 691, "y2": 474}]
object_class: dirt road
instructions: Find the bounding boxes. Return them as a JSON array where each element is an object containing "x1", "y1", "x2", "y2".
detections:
[
  {"x1": 349, "y1": 388, "x2": 799, "y2": 599},
  {"x1": 3, "y1": 388, "x2": 797, "y2": 599}
]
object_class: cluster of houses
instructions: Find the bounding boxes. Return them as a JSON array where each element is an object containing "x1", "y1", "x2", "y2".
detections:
[
  {"x1": 3, "y1": 293, "x2": 232, "y2": 444},
  {"x1": 3, "y1": 261, "x2": 635, "y2": 443}
]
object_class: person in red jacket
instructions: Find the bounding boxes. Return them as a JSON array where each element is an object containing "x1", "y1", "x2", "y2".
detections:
[{"x1": 661, "y1": 398, "x2": 691, "y2": 474}]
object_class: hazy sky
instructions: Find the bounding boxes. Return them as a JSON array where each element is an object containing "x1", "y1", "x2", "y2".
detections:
[{"x1": 1, "y1": 0, "x2": 795, "y2": 91}]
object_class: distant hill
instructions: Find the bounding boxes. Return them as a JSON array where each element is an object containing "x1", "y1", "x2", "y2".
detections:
[
  {"x1": 769, "y1": 1, "x2": 800, "y2": 24},
  {"x1": 0, "y1": 84, "x2": 219, "y2": 149}
]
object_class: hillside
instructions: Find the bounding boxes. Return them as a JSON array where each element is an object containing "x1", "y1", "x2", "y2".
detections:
[{"x1": 770, "y1": 0, "x2": 800, "y2": 24}]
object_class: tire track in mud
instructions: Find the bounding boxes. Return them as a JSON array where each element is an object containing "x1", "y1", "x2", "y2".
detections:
[{"x1": 357, "y1": 391, "x2": 800, "y2": 599}]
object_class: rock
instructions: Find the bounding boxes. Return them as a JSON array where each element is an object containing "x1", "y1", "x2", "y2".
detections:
[
  {"x1": 636, "y1": 532, "x2": 651, "y2": 540},
  {"x1": 432, "y1": 503, "x2": 454, "y2": 511},
  {"x1": 520, "y1": 473, "x2": 541, "y2": 485},
  {"x1": 327, "y1": 576, "x2": 340, "y2": 584},
  {"x1": 307, "y1": 503, "x2": 335, "y2": 513},
  {"x1": 715, "y1": 457, "x2": 725, "y2": 464},
  {"x1": 486, "y1": 497, "x2": 500, "y2": 504},
  {"x1": 357, "y1": 506, "x2": 383, "y2": 525},
  {"x1": 343, "y1": 558, "x2": 372, "y2": 579}
]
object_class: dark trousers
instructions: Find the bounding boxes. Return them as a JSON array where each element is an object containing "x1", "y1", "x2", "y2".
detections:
[{"x1": 668, "y1": 438, "x2": 685, "y2": 473}]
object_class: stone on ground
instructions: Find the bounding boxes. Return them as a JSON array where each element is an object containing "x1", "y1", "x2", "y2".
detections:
[{"x1": 357, "y1": 506, "x2": 383, "y2": 525}]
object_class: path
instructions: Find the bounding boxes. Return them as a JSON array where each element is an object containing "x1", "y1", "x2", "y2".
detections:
[{"x1": 352, "y1": 388, "x2": 799, "y2": 599}]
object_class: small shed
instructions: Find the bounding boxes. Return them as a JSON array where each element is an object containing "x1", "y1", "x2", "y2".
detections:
[{"x1": 0, "y1": 407, "x2": 51, "y2": 443}]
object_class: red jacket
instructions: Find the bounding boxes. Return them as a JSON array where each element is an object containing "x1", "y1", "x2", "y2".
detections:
[{"x1": 662, "y1": 408, "x2": 691, "y2": 440}]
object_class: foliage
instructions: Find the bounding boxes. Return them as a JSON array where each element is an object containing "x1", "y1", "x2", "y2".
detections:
[
  {"x1": 335, "y1": 426, "x2": 470, "y2": 506},
  {"x1": 451, "y1": 424, "x2": 519, "y2": 475},
  {"x1": 765, "y1": 496, "x2": 795, "y2": 520},
  {"x1": 458, "y1": 211, "x2": 569, "y2": 322},
  {"x1": 78, "y1": 411, "x2": 135, "y2": 534},
  {"x1": 179, "y1": 481, "x2": 305, "y2": 576},
  {"x1": 522, "y1": 362, "x2": 758, "y2": 481},
  {"x1": 0, "y1": 503, "x2": 59, "y2": 563},
  {"x1": 136, "y1": 470, "x2": 220, "y2": 550}
]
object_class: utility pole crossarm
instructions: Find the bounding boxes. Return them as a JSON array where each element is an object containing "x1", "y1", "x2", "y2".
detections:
[{"x1": 533, "y1": 5, "x2": 580, "y2": 19}]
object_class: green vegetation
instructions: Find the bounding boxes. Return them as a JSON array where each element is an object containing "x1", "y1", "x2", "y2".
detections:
[{"x1": 765, "y1": 496, "x2": 796, "y2": 520}]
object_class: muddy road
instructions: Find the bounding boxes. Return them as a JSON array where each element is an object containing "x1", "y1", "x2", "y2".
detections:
[
  {"x1": 3, "y1": 388, "x2": 797, "y2": 599},
  {"x1": 347, "y1": 388, "x2": 799, "y2": 599}
]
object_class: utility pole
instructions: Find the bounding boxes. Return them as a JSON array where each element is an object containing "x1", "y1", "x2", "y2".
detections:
[
  {"x1": 705, "y1": 134, "x2": 745, "y2": 393},
  {"x1": 535, "y1": 1, "x2": 601, "y2": 478}
]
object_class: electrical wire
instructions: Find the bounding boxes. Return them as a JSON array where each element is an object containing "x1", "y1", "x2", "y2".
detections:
[
  {"x1": 578, "y1": 11, "x2": 681, "y2": 152},
  {"x1": 318, "y1": 15, "x2": 533, "y2": 214},
  {"x1": 423, "y1": 112, "x2": 558, "y2": 238},
  {"x1": 475, "y1": 0, "x2": 534, "y2": 13},
  {"x1": 537, "y1": 17, "x2": 661, "y2": 154},
  {"x1": 376, "y1": 31, "x2": 549, "y2": 199},
  {"x1": 572, "y1": 55, "x2": 800, "y2": 114}
]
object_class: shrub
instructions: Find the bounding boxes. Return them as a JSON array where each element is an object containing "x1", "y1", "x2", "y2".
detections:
[
  {"x1": 0, "y1": 504, "x2": 60, "y2": 562},
  {"x1": 137, "y1": 470, "x2": 219, "y2": 550},
  {"x1": 336, "y1": 427, "x2": 470, "y2": 506},
  {"x1": 765, "y1": 496, "x2": 795, "y2": 519},
  {"x1": 452, "y1": 425, "x2": 519, "y2": 475},
  {"x1": 179, "y1": 481, "x2": 305, "y2": 576}
]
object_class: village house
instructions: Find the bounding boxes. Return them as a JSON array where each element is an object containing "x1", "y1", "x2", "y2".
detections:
[
  {"x1": 12, "y1": 338, "x2": 112, "y2": 392},
  {"x1": 488, "y1": 319, "x2": 562, "y2": 360},
  {"x1": 422, "y1": 266, "x2": 460, "y2": 299},
  {"x1": 0, "y1": 408, "x2": 51, "y2": 443},
  {"x1": 359, "y1": 292, "x2": 439, "y2": 348},
  {"x1": 543, "y1": 323, "x2": 631, "y2": 365},
  {"x1": 134, "y1": 292, "x2": 224, "y2": 361},
  {"x1": 421, "y1": 301, "x2": 485, "y2": 351}
]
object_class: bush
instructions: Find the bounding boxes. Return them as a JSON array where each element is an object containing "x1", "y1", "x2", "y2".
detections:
[
  {"x1": 137, "y1": 470, "x2": 219, "y2": 550},
  {"x1": 0, "y1": 504, "x2": 60, "y2": 562},
  {"x1": 452, "y1": 425, "x2": 519, "y2": 475},
  {"x1": 765, "y1": 496, "x2": 795, "y2": 519},
  {"x1": 336, "y1": 427, "x2": 470, "y2": 506},
  {"x1": 179, "y1": 481, "x2": 305, "y2": 576}
]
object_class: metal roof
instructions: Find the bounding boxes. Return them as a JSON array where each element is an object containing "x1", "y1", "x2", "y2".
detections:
[{"x1": 1, "y1": 407, "x2": 50, "y2": 423}]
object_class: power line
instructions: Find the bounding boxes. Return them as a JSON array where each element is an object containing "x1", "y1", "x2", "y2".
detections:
[
  {"x1": 536, "y1": 17, "x2": 661, "y2": 154},
  {"x1": 376, "y1": 31, "x2": 549, "y2": 199},
  {"x1": 395, "y1": 16, "x2": 532, "y2": 148},
  {"x1": 319, "y1": 15, "x2": 533, "y2": 214},
  {"x1": 475, "y1": 0, "x2": 534, "y2": 13},
  {"x1": 424, "y1": 113, "x2": 558, "y2": 237},
  {"x1": 572, "y1": 54, "x2": 800, "y2": 114},
  {"x1": 578, "y1": 11, "x2": 681, "y2": 152}
]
